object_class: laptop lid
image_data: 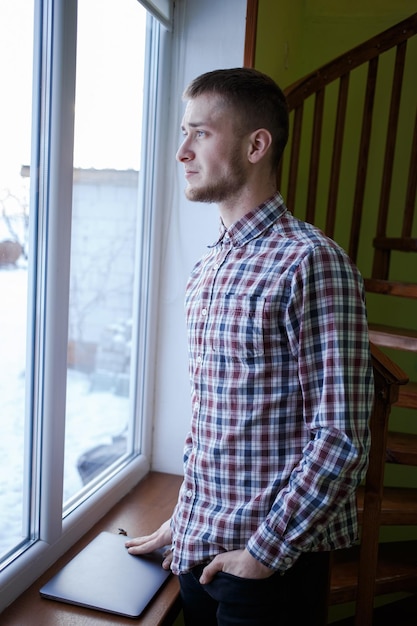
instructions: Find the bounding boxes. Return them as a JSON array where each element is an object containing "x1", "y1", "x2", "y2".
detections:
[{"x1": 39, "y1": 531, "x2": 171, "y2": 618}]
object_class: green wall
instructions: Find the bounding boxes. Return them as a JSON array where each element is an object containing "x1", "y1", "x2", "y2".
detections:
[
  {"x1": 254, "y1": 0, "x2": 417, "y2": 379},
  {"x1": 255, "y1": 0, "x2": 417, "y2": 89},
  {"x1": 255, "y1": 2, "x2": 417, "y2": 620},
  {"x1": 255, "y1": 0, "x2": 303, "y2": 87}
]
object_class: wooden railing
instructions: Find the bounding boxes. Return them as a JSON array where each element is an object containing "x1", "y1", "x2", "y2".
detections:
[
  {"x1": 279, "y1": 13, "x2": 417, "y2": 285},
  {"x1": 277, "y1": 13, "x2": 417, "y2": 625},
  {"x1": 355, "y1": 345, "x2": 408, "y2": 625}
]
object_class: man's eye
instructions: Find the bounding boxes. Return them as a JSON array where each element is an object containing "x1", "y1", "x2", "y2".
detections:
[{"x1": 196, "y1": 130, "x2": 205, "y2": 138}]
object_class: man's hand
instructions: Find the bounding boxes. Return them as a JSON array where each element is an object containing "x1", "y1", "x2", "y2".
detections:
[
  {"x1": 125, "y1": 519, "x2": 173, "y2": 570},
  {"x1": 199, "y1": 549, "x2": 274, "y2": 584}
]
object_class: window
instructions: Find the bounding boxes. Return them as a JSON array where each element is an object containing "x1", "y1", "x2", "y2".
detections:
[
  {"x1": 64, "y1": 0, "x2": 147, "y2": 511},
  {"x1": 0, "y1": 0, "x2": 34, "y2": 565},
  {"x1": 0, "y1": 0, "x2": 169, "y2": 609}
]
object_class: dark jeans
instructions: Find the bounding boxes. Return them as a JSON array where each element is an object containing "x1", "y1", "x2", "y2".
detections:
[{"x1": 179, "y1": 551, "x2": 331, "y2": 626}]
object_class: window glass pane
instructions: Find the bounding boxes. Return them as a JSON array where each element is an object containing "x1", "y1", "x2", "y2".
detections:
[
  {"x1": 64, "y1": 0, "x2": 147, "y2": 508},
  {"x1": 0, "y1": 0, "x2": 34, "y2": 560}
]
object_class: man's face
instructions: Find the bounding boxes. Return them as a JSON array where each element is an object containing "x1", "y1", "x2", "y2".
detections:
[{"x1": 176, "y1": 93, "x2": 248, "y2": 204}]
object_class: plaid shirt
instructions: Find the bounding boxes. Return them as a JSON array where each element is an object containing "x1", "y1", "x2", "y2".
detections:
[{"x1": 171, "y1": 193, "x2": 373, "y2": 575}]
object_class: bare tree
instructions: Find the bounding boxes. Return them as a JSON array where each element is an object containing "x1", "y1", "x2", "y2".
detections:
[{"x1": 0, "y1": 183, "x2": 29, "y2": 260}]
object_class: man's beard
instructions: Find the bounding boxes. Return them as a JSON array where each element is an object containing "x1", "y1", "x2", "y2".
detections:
[{"x1": 185, "y1": 148, "x2": 246, "y2": 204}]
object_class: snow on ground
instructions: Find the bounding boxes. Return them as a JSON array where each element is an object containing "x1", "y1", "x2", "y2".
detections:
[{"x1": 0, "y1": 267, "x2": 128, "y2": 559}]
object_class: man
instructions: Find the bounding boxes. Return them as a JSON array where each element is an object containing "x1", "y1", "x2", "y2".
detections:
[{"x1": 126, "y1": 68, "x2": 374, "y2": 625}]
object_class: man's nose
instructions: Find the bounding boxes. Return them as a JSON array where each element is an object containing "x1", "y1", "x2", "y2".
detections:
[{"x1": 176, "y1": 138, "x2": 193, "y2": 162}]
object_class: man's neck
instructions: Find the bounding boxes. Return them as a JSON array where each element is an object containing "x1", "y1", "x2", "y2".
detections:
[{"x1": 218, "y1": 183, "x2": 277, "y2": 229}]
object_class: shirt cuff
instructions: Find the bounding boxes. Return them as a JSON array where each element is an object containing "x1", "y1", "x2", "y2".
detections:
[{"x1": 246, "y1": 522, "x2": 303, "y2": 573}]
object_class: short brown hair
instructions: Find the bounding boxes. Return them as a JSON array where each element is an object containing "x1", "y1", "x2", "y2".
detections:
[{"x1": 183, "y1": 67, "x2": 289, "y2": 170}]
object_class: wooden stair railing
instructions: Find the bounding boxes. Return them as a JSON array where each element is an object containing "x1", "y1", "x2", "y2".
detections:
[
  {"x1": 279, "y1": 11, "x2": 417, "y2": 355},
  {"x1": 329, "y1": 344, "x2": 409, "y2": 625},
  {"x1": 279, "y1": 12, "x2": 417, "y2": 258},
  {"x1": 278, "y1": 12, "x2": 417, "y2": 625}
]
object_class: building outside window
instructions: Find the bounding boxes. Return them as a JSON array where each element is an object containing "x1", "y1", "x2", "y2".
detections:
[{"x1": 0, "y1": 0, "x2": 169, "y2": 610}]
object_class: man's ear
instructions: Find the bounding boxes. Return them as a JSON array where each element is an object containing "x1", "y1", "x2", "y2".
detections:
[{"x1": 247, "y1": 128, "x2": 272, "y2": 163}]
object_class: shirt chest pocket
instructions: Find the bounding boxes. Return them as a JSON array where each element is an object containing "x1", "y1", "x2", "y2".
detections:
[{"x1": 210, "y1": 294, "x2": 265, "y2": 358}]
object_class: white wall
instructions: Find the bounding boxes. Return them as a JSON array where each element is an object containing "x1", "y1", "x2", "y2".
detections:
[{"x1": 150, "y1": 0, "x2": 247, "y2": 474}]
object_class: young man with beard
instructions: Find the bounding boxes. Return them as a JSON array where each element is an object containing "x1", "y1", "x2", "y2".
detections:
[{"x1": 126, "y1": 68, "x2": 374, "y2": 626}]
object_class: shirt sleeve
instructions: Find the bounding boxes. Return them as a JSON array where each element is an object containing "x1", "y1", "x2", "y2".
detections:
[{"x1": 247, "y1": 244, "x2": 374, "y2": 572}]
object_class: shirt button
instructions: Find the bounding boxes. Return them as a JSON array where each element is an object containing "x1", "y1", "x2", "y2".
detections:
[
  {"x1": 284, "y1": 557, "x2": 293, "y2": 565},
  {"x1": 186, "y1": 490, "x2": 193, "y2": 499},
  {"x1": 196, "y1": 355, "x2": 202, "y2": 363},
  {"x1": 201, "y1": 308, "x2": 207, "y2": 316}
]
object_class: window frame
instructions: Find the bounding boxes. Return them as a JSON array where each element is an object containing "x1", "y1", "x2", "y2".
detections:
[{"x1": 0, "y1": 0, "x2": 170, "y2": 611}]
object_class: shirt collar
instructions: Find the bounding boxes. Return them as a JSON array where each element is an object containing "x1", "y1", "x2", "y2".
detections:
[{"x1": 209, "y1": 192, "x2": 288, "y2": 249}]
